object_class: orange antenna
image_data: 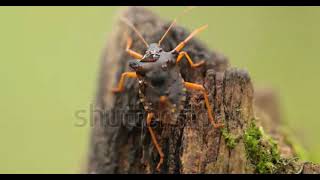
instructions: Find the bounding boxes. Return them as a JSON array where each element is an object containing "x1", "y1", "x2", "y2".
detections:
[
  {"x1": 120, "y1": 17, "x2": 149, "y2": 48},
  {"x1": 173, "y1": 24, "x2": 208, "y2": 52},
  {"x1": 158, "y1": 6, "x2": 196, "y2": 46}
]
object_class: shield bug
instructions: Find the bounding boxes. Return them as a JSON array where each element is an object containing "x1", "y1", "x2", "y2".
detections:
[{"x1": 112, "y1": 11, "x2": 224, "y2": 171}]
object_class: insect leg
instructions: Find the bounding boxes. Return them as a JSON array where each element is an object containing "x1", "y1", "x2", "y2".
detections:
[
  {"x1": 173, "y1": 24, "x2": 208, "y2": 52},
  {"x1": 125, "y1": 36, "x2": 143, "y2": 59},
  {"x1": 146, "y1": 112, "x2": 164, "y2": 171},
  {"x1": 112, "y1": 72, "x2": 137, "y2": 93},
  {"x1": 184, "y1": 82, "x2": 224, "y2": 128},
  {"x1": 176, "y1": 51, "x2": 205, "y2": 68}
]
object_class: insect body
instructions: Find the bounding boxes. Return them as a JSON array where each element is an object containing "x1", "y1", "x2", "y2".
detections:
[
  {"x1": 112, "y1": 17, "x2": 224, "y2": 171},
  {"x1": 130, "y1": 44, "x2": 186, "y2": 124}
]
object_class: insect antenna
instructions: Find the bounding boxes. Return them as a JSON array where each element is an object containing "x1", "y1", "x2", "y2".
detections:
[
  {"x1": 173, "y1": 24, "x2": 208, "y2": 52},
  {"x1": 158, "y1": 6, "x2": 196, "y2": 46},
  {"x1": 120, "y1": 17, "x2": 149, "y2": 48}
]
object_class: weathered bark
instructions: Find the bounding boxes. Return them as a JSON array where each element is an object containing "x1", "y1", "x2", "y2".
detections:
[{"x1": 86, "y1": 7, "x2": 320, "y2": 174}]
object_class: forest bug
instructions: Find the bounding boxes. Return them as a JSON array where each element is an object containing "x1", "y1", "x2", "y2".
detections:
[{"x1": 112, "y1": 10, "x2": 224, "y2": 171}]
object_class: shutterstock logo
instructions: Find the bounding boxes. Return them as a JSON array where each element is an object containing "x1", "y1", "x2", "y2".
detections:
[{"x1": 73, "y1": 103, "x2": 210, "y2": 128}]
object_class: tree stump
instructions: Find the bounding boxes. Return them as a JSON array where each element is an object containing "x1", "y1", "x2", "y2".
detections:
[{"x1": 86, "y1": 7, "x2": 320, "y2": 174}]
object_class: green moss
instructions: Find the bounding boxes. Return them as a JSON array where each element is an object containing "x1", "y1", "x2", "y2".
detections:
[
  {"x1": 244, "y1": 121, "x2": 282, "y2": 174},
  {"x1": 221, "y1": 128, "x2": 237, "y2": 149}
]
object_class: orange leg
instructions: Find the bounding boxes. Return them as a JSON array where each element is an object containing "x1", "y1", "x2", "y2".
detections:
[
  {"x1": 146, "y1": 113, "x2": 164, "y2": 171},
  {"x1": 173, "y1": 24, "x2": 208, "y2": 52},
  {"x1": 112, "y1": 72, "x2": 137, "y2": 93},
  {"x1": 184, "y1": 82, "x2": 224, "y2": 128},
  {"x1": 176, "y1": 51, "x2": 205, "y2": 68},
  {"x1": 126, "y1": 36, "x2": 143, "y2": 59}
]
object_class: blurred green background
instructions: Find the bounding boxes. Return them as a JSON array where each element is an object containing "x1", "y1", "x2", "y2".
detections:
[{"x1": 0, "y1": 6, "x2": 320, "y2": 173}]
